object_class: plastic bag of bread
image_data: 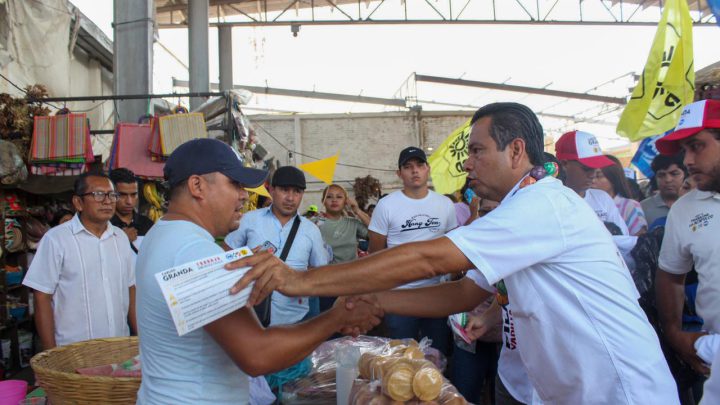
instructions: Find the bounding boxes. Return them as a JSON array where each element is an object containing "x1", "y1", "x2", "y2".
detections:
[
  {"x1": 282, "y1": 336, "x2": 393, "y2": 404},
  {"x1": 359, "y1": 337, "x2": 446, "y2": 381},
  {"x1": 388, "y1": 338, "x2": 446, "y2": 371},
  {"x1": 350, "y1": 378, "x2": 468, "y2": 405},
  {"x1": 381, "y1": 359, "x2": 444, "y2": 402}
]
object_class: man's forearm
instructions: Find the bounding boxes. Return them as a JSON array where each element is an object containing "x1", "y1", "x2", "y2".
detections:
[
  {"x1": 34, "y1": 292, "x2": 56, "y2": 350},
  {"x1": 296, "y1": 237, "x2": 473, "y2": 297},
  {"x1": 655, "y1": 269, "x2": 686, "y2": 336},
  {"x1": 260, "y1": 310, "x2": 346, "y2": 373},
  {"x1": 376, "y1": 278, "x2": 490, "y2": 318},
  {"x1": 128, "y1": 286, "x2": 138, "y2": 335},
  {"x1": 207, "y1": 307, "x2": 348, "y2": 376}
]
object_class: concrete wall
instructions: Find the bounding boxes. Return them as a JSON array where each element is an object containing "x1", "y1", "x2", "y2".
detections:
[{"x1": 249, "y1": 110, "x2": 473, "y2": 211}]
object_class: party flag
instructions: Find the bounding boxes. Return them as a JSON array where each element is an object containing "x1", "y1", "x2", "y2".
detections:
[
  {"x1": 299, "y1": 154, "x2": 338, "y2": 185},
  {"x1": 428, "y1": 120, "x2": 472, "y2": 194},
  {"x1": 246, "y1": 184, "x2": 270, "y2": 198},
  {"x1": 616, "y1": 0, "x2": 694, "y2": 141}
]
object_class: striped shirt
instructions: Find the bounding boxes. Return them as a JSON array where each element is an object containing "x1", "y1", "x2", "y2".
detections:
[{"x1": 614, "y1": 195, "x2": 648, "y2": 236}]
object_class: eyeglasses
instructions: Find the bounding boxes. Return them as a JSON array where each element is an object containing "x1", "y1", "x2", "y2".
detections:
[{"x1": 79, "y1": 191, "x2": 121, "y2": 202}]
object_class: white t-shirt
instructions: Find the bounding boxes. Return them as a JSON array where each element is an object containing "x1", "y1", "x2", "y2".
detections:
[
  {"x1": 659, "y1": 189, "x2": 720, "y2": 333},
  {"x1": 136, "y1": 220, "x2": 249, "y2": 404},
  {"x1": 447, "y1": 177, "x2": 676, "y2": 404},
  {"x1": 369, "y1": 189, "x2": 457, "y2": 289},
  {"x1": 23, "y1": 214, "x2": 135, "y2": 347},
  {"x1": 584, "y1": 188, "x2": 629, "y2": 235}
]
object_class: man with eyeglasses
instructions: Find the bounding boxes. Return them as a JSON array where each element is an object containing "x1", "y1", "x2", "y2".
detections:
[
  {"x1": 23, "y1": 172, "x2": 137, "y2": 350},
  {"x1": 109, "y1": 168, "x2": 154, "y2": 254}
]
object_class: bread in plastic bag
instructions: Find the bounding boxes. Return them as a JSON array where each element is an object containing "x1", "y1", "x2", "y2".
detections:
[{"x1": 350, "y1": 378, "x2": 468, "y2": 405}]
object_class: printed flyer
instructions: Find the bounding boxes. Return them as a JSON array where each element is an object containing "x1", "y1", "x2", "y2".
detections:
[{"x1": 155, "y1": 247, "x2": 254, "y2": 336}]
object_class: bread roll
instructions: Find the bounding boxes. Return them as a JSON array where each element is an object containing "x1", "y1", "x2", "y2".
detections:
[
  {"x1": 389, "y1": 339, "x2": 406, "y2": 347},
  {"x1": 358, "y1": 352, "x2": 377, "y2": 379},
  {"x1": 403, "y1": 346, "x2": 425, "y2": 360},
  {"x1": 412, "y1": 367, "x2": 443, "y2": 401},
  {"x1": 438, "y1": 392, "x2": 468, "y2": 405},
  {"x1": 382, "y1": 362, "x2": 416, "y2": 401}
]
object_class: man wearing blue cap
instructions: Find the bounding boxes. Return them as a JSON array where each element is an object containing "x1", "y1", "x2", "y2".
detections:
[{"x1": 135, "y1": 139, "x2": 381, "y2": 405}]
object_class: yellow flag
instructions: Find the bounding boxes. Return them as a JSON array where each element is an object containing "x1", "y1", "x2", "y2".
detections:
[
  {"x1": 299, "y1": 154, "x2": 338, "y2": 185},
  {"x1": 428, "y1": 120, "x2": 472, "y2": 194},
  {"x1": 245, "y1": 184, "x2": 270, "y2": 198},
  {"x1": 616, "y1": 0, "x2": 694, "y2": 141}
]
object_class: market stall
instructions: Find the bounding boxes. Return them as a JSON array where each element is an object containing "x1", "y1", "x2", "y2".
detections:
[{"x1": 0, "y1": 86, "x2": 274, "y2": 402}]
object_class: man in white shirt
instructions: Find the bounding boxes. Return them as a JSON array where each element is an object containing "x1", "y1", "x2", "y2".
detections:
[
  {"x1": 232, "y1": 102, "x2": 677, "y2": 404},
  {"x1": 655, "y1": 100, "x2": 720, "y2": 384},
  {"x1": 368, "y1": 146, "x2": 457, "y2": 354},
  {"x1": 23, "y1": 173, "x2": 136, "y2": 349},
  {"x1": 555, "y1": 130, "x2": 629, "y2": 235}
]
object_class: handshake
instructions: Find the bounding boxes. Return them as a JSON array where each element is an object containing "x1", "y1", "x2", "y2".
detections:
[
  {"x1": 332, "y1": 295, "x2": 384, "y2": 337},
  {"x1": 226, "y1": 249, "x2": 386, "y2": 336}
]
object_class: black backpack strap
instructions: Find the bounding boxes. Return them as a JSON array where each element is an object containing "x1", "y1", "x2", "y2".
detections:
[
  {"x1": 255, "y1": 215, "x2": 302, "y2": 327},
  {"x1": 279, "y1": 215, "x2": 302, "y2": 261}
]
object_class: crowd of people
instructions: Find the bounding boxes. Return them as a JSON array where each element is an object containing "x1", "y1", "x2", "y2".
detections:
[{"x1": 18, "y1": 98, "x2": 720, "y2": 405}]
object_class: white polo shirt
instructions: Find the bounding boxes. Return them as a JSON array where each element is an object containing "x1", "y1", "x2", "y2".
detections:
[
  {"x1": 659, "y1": 189, "x2": 720, "y2": 333},
  {"x1": 447, "y1": 176, "x2": 676, "y2": 404},
  {"x1": 23, "y1": 214, "x2": 135, "y2": 346}
]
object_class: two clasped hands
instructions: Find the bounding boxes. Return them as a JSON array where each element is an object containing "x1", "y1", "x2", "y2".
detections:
[
  {"x1": 226, "y1": 248, "x2": 490, "y2": 341},
  {"x1": 227, "y1": 249, "x2": 384, "y2": 336}
]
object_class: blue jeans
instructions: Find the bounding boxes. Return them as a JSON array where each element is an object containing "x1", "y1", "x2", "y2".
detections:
[
  {"x1": 450, "y1": 341, "x2": 498, "y2": 403},
  {"x1": 384, "y1": 314, "x2": 451, "y2": 355}
]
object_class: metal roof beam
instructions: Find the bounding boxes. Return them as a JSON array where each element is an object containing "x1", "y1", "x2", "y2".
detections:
[
  {"x1": 172, "y1": 78, "x2": 408, "y2": 107},
  {"x1": 414, "y1": 74, "x2": 627, "y2": 105},
  {"x1": 157, "y1": 19, "x2": 716, "y2": 28}
]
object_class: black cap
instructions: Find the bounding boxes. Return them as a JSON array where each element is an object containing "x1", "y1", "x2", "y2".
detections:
[
  {"x1": 164, "y1": 138, "x2": 268, "y2": 188},
  {"x1": 271, "y1": 166, "x2": 306, "y2": 189},
  {"x1": 398, "y1": 146, "x2": 427, "y2": 168}
]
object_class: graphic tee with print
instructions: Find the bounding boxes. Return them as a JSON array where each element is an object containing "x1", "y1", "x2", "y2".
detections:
[
  {"x1": 659, "y1": 189, "x2": 720, "y2": 333},
  {"x1": 369, "y1": 190, "x2": 457, "y2": 289}
]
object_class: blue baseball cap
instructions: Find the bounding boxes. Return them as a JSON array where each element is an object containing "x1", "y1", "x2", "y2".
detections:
[{"x1": 164, "y1": 138, "x2": 268, "y2": 188}]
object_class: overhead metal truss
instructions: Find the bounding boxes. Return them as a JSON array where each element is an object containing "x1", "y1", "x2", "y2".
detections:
[{"x1": 156, "y1": 0, "x2": 717, "y2": 28}]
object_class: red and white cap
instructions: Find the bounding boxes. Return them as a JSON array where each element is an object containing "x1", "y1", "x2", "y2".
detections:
[
  {"x1": 656, "y1": 99, "x2": 720, "y2": 155},
  {"x1": 555, "y1": 130, "x2": 614, "y2": 169}
]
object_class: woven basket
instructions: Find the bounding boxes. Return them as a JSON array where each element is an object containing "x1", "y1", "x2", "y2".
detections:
[{"x1": 30, "y1": 337, "x2": 140, "y2": 405}]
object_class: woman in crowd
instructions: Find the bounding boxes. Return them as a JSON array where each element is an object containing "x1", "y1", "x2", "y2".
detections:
[
  {"x1": 314, "y1": 184, "x2": 371, "y2": 311},
  {"x1": 592, "y1": 155, "x2": 648, "y2": 236}
]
